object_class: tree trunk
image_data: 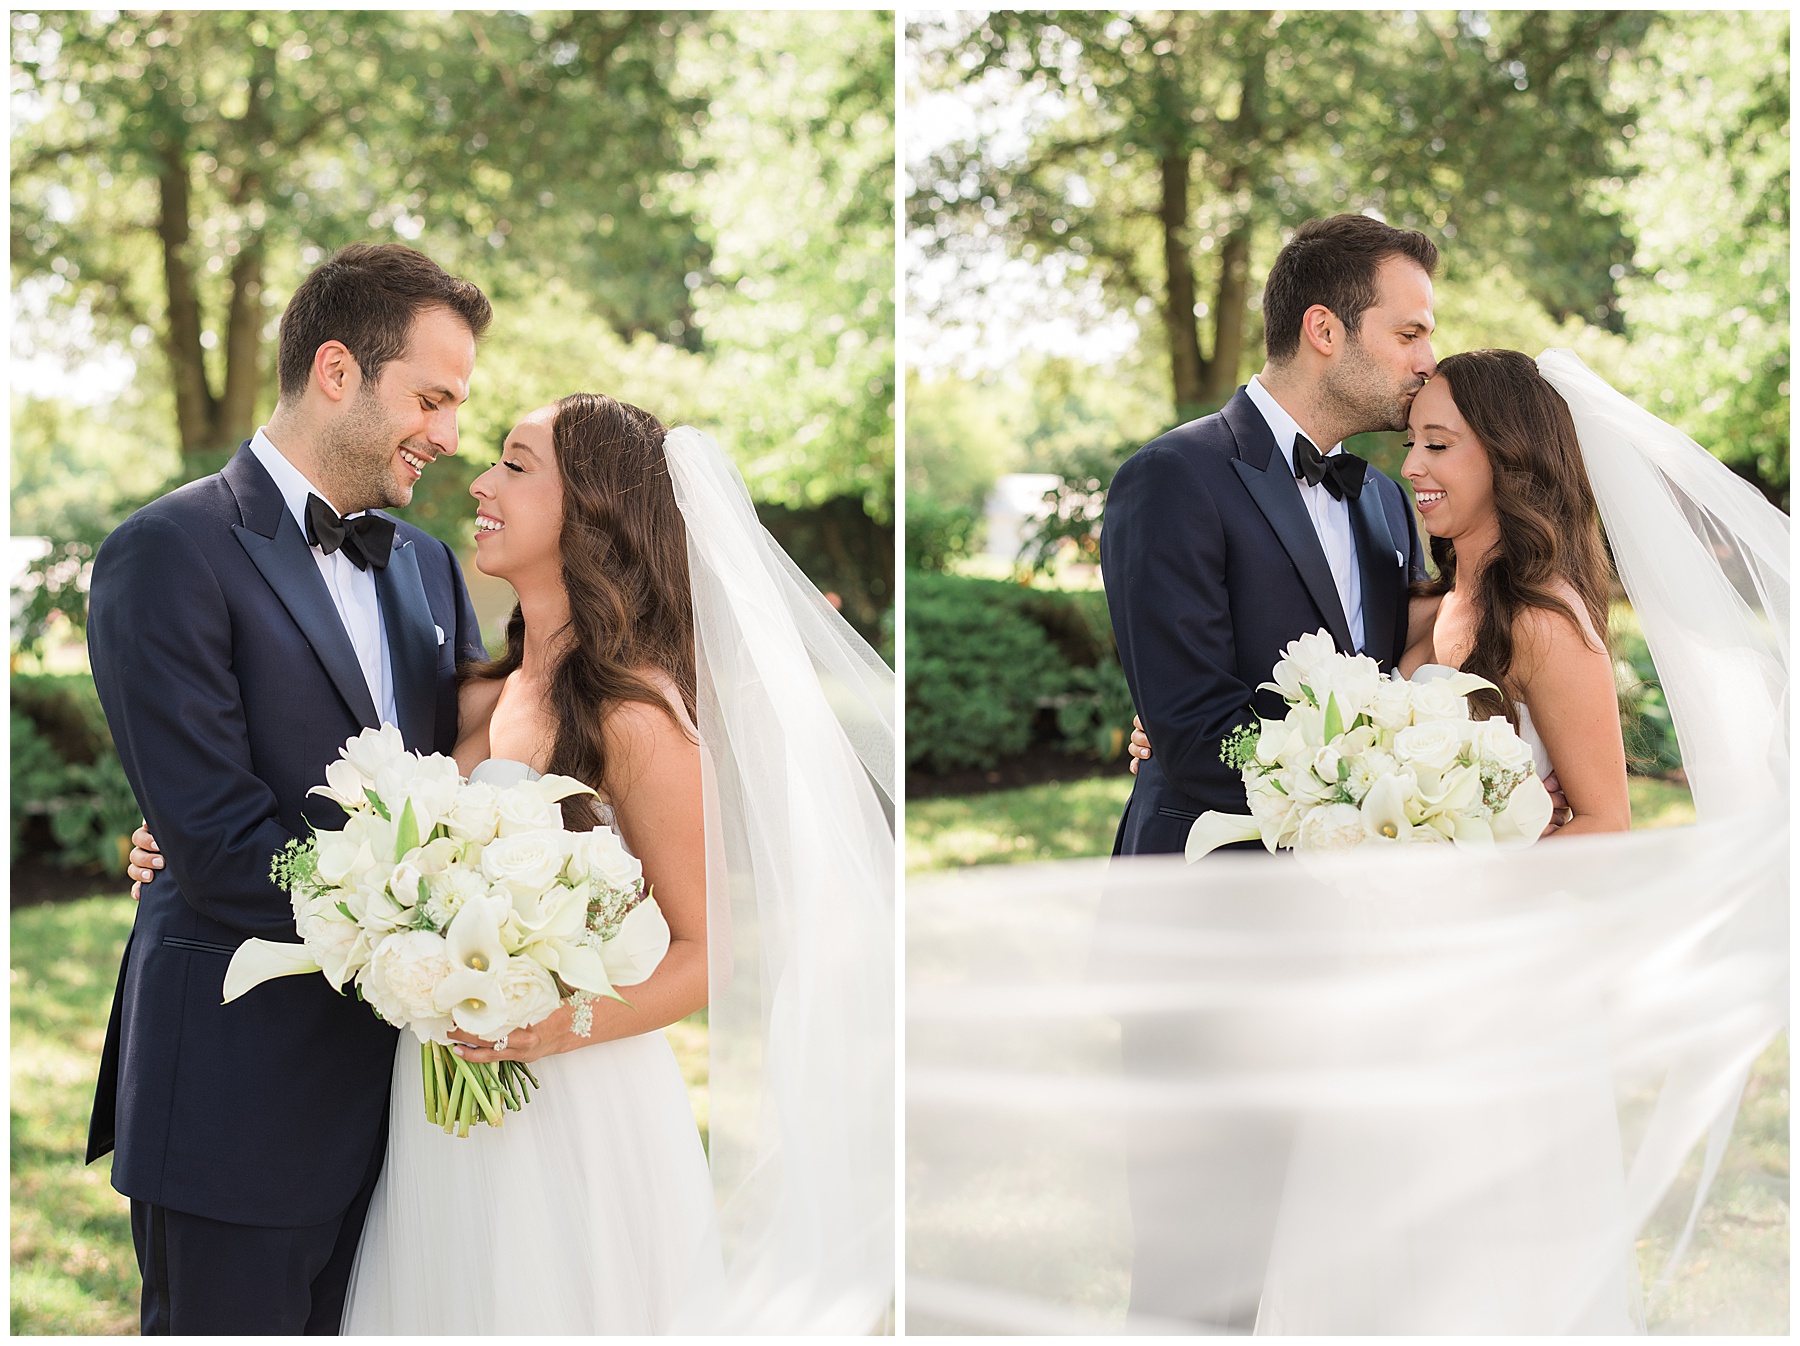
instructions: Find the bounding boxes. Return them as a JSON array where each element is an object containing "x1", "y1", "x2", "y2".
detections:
[
  {"x1": 156, "y1": 139, "x2": 218, "y2": 463},
  {"x1": 219, "y1": 240, "x2": 265, "y2": 450},
  {"x1": 1158, "y1": 149, "x2": 1208, "y2": 424},
  {"x1": 1203, "y1": 221, "x2": 1252, "y2": 406}
]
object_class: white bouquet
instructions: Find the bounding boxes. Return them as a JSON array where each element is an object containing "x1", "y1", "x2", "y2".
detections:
[
  {"x1": 224, "y1": 725, "x2": 670, "y2": 1135},
  {"x1": 1186, "y1": 631, "x2": 1555, "y2": 862}
]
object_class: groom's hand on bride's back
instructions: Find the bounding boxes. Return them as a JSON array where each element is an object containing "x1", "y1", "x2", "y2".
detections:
[
  {"x1": 126, "y1": 822, "x2": 163, "y2": 901},
  {"x1": 1128, "y1": 715, "x2": 1152, "y2": 775}
]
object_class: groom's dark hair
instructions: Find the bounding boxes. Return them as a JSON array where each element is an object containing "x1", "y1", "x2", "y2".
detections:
[
  {"x1": 276, "y1": 243, "x2": 492, "y2": 398},
  {"x1": 1262, "y1": 215, "x2": 1437, "y2": 363}
]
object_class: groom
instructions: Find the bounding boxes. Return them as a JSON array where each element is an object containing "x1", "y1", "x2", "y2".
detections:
[
  {"x1": 1098, "y1": 214, "x2": 1435, "y2": 1331},
  {"x1": 85, "y1": 243, "x2": 490, "y2": 1334},
  {"x1": 1103, "y1": 213, "x2": 1437, "y2": 856}
]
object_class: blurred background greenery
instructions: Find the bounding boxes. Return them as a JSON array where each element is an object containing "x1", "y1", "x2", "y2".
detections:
[
  {"x1": 903, "y1": 9, "x2": 1786, "y2": 821},
  {"x1": 10, "y1": 10, "x2": 890, "y2": 1332}
]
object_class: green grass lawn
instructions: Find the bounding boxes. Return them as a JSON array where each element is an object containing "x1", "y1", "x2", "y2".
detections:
[
  {"x1": 10, "y1": 893, "x2": 710, "y2": 1335},
  {"x1": 907, "y1": 771, "x2": 1698, "y2": 872}
]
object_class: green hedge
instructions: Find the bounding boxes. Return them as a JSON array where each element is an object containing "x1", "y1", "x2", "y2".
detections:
[
  {"x1": 11, "y1": 674, "x2": 141, "y2": 872},
  {"x1": 904, "y1": 570, "x2": 1136, "y2": 774}
]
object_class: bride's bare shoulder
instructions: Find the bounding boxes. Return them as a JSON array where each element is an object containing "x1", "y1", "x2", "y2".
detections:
[
  {"x1": 1513, "y1": 582, "x2": 1607, "y2": 680},
  {"x1": 600, "y1": 670, "x2": 698, "y2": 778}
]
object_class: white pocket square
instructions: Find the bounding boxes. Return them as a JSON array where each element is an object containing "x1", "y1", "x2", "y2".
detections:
[
  {"x1": 434, "y1": 624, "x2": 446, "y2": 646},
  {"x1": 1394, "y1": 549, "x2": 1405, "y2": 569}
]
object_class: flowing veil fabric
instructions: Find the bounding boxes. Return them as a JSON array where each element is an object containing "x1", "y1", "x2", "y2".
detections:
[
  {"x1": 662, "y1": 427, "x2": 895, "y2": 1332},
  {"x1": 907, "y1": 353, "x2": 1787, "y2": 1333}
]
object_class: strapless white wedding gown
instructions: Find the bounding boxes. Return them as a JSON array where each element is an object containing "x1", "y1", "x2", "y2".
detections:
[
  {"x1": 1253, "y1": 670, "x2": 1639, "y2": 1334},
  {"x1": 342, "y1": 759, "x2": 720, "y2": 1334}
]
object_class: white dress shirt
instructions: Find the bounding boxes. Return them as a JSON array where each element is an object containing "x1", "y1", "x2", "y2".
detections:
[
  {"x1": 249, "y1": 429, "x2": 399, "y2": 729},
  {"x1": 1243, "y1": 375, "x2": 1365, "y2": 651}
]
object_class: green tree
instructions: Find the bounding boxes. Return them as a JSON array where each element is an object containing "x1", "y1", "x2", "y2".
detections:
[
  {"x1": 12, "y1": 10, "x2": 708, "y2": 472},
  {"x1": 910, "y1": 10, "x2": 1648, "y2": 423}
]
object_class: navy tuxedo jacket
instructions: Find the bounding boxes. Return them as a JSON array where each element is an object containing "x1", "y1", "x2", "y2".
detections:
[
  {"x1": 85, "y1": 444, "x2": 486, "y2": 1226},
  {"x1": 1102, "y1": 388, "x2": 1428, "y2": 856}
]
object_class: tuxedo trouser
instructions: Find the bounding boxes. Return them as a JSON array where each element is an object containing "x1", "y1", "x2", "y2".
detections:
[{"x1": 130, "y1": 1128, "x2": 386, "y2": 1336}]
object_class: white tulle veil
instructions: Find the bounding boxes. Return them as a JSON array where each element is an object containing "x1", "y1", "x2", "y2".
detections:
[
  {"x1": 661, "y1": 426, "x2": 894, "y2": 1332},
  {"x1": 907, "y1": 353, "x2": 1786, "y2": 1333}
]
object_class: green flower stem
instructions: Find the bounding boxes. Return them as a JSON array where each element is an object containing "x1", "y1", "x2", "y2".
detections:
[
  {"x1": 431, "y1": 1043, "x2": 451, "y2": 1123},
  {"x1": 421, "y1": 1041, "x2": 436, "y2": 1121}
]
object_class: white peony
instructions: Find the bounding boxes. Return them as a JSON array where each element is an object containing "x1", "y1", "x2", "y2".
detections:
[
  {"x1": 299, "y1": 914, "x2": 370, "y2": 989},
  {"x1": 1297, "y1": 802, "x2": 1368, "y2": 851},
  {"x1": 360, "y1": 929, "x2": 454, "y2": 1039}
]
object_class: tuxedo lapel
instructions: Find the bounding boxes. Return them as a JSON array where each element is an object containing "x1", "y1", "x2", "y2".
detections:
[
  {"x1": 373, "y1": 536, "x2": 438, "y2": 752},
  {"x1": 223, "y1": 445, "x2": 380, "y2": 730},
  {"x1": 1348, "y1": 474, "x2": 1401, "y2": 665},
  {"x1": 233, "y1": 519, "x2": 381, "y2": 730},
  {"x1": 1222, "y1": 394, "x2": 1355, "y2": 653}
]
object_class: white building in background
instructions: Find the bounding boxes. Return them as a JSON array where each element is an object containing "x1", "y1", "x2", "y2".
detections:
[{"x1": 984, "y1": 473, "x2": 1061, "y2": 563}]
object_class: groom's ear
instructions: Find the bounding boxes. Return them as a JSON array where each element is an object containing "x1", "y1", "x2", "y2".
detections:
[
  {"x1": 1300, "y1": 304, "x2": 1341, "y2": 359},
  {"x1": 312, "y1": 340, "x2": 362, "y2": 405}
]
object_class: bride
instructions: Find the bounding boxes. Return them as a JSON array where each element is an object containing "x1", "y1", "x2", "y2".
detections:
[
  {"x1": 133, "y1": 393, "x2": 895, "y2": 1333},
  {"x1": 908, "y1": 349, "x2": 1786, "y2": 1334}
]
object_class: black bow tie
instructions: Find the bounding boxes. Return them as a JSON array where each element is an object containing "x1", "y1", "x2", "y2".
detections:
[
  {"x1": 305, "y1": 494, "x2": 395, "y2": 570},
  {"x1": 1293, "y1": 435, "x2": 1367, "y2": 502}
]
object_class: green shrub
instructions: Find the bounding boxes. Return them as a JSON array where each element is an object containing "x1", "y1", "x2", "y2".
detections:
[
  {"x1": 904, "y1": 570, "x2": 1066, "y2": 772},
  {"x1": 904, "y1": 571, "x2": 1139, "y2": 773},
  {"x1": 904, "y1": 496, "x2": 983, "y2": 573},
  {"x1": 1613, "y1": 622, "x2": 1683, "y2": 776},
  {"x1": 10, "y1": 674, "x2": 142, "y2": 872}
]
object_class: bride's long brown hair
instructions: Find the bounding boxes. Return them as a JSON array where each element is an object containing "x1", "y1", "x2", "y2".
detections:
[
  {"x1": 463, "y1": 393, "x2": 697, "y2": 827},
  {"x1": 1411, "y1": 349, "x2": 1613, "y2": 724}
]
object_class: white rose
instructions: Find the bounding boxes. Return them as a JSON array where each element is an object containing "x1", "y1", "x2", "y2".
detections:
[
  {"x1": 1469, "y1": 716, "x2": 1537, "y2": 775},
  {"x1": 1408, "y1": 678, "x2": 1476, "y2": 723},
  {"x1": 360, "y1": 929, "x2": 454, "y2": 1036},
  {"x1": 342, "y1": 723, "x2": 408, "y2": 781},
  {"x1": 566, "y1": 828, "x2": 643, "y2": 892},
  {"x1": 445, "y1": 782, "x2": 501, "y2": 844},
  {"x1": 1393, "y1": 722, "x2": 1465, "y2": 773},
  {"x1": 1366, "y1": 678, "x2": 1416, "y2": 732},
  {"x1": 1297, "y1": 802, "x2": 1368, "y2": 851},
  {"x1": 482, "y1": 830, "x2": 569, "y2": 894},
  {"x1": 495, "y1": 787, "x2": 564, "y2": 837},
  {"x1": 496, "y1": 955, "x2": 563, "y2": 1028}
]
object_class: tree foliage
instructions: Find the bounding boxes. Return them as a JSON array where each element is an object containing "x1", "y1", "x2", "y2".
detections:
[{"x1": 911, "y1": 10, "x2": 1648, "y2": 422}]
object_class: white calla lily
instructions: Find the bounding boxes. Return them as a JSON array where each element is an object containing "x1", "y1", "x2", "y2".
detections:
[
  {"x1": 601, "y1": 898, "x2": 671, "y2": 988},
  {"x1": 223, "y1": 939, "x2": 322, "y2": 1002}
]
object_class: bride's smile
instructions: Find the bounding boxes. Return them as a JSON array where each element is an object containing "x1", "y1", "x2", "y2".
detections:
[
  {"x1": 1401, "y1": 379, "x2": 1496, "y2": 550},
  {"x1": 469, "y1": 405, "x2": 563, "y2": 585}
]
